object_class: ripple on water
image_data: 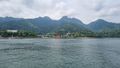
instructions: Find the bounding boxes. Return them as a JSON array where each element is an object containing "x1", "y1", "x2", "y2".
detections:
[{"x1": 0, "y1": 38, "x2": 120, "y2": 68}]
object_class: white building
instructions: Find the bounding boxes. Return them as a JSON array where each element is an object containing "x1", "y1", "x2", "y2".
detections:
[{"x1": 7, "y1": 30, "x2": 18, "y2": 33}]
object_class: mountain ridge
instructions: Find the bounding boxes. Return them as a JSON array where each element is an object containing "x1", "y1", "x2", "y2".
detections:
[
  {"x1": 0, "y1": 16, "x2": 120, "y2": 34},
  {"x1": 88, "y1": 19, "x2": 120, "y2": 32}
]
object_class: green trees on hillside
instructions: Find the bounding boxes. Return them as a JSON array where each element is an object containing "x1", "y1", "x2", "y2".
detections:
[
  {"x1": 96, "y1": 30, "x2": 120, "y2": 37},
  {"x1": 0, "y1": 30, "x2": 37, "y2": 37}
]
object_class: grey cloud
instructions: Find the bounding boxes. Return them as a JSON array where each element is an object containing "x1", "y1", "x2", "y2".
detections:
[
  {"x1": 23, "y1": 0, "x2": 34, "y2": 7},
  {"x1": 94, "y1": 1, "x2": 104, "y2": 11},
  {"x1": 0, "y1": 0, "x2": 120, "y2": 24},
  {"x1": 0, "y1": 0, "x2": 10, "y2": 2}
]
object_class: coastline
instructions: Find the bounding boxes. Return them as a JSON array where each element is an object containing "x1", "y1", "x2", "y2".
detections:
[{"x1": 0, "y1": 37, "x2": 120, "y2": 39}]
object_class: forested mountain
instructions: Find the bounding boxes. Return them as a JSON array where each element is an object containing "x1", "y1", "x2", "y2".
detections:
[
  {"x1": 87, "y1": 19, "x2": 120, "y2": 32},
  {"x1": 0, "y1": 16, "x2": 120, "y2": 34},
  {"x1": 0, "y1": 16, "x2": 88, "y2": 34}
]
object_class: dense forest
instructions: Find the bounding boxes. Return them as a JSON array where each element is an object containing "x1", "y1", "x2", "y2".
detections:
[
  {"x1": 0, "y1": 30, "x2": 37, "y2": 38},
  {"x1": 0, "y1": 16, "x2": 120, "y2": 38}
]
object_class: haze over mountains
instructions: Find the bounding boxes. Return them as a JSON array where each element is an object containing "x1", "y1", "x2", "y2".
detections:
[{"x1": 0, "y1": 16, "x2": 120, "y2": 34}]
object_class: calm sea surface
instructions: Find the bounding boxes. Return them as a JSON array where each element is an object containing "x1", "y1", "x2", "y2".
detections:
[{"x1": 0, "y1": 38, "x2": 120, "y2": 68}]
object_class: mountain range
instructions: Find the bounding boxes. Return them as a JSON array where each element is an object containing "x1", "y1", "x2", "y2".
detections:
[{"x1": 0, "y1": 16, "x2": 120, "y2": 34}]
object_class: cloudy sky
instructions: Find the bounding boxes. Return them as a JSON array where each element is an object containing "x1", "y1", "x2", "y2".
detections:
[{"x1": 0, "y1": 0, "x2": 120, "y2": 24}]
